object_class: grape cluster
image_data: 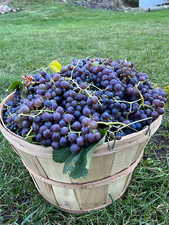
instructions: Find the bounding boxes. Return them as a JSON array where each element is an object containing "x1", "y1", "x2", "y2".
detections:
[{"x1": 3, "y1": 58, "x2": 167, "y2": 152}]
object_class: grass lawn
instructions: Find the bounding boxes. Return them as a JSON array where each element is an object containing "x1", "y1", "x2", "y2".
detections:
[{"x1": 0, "y1": 1, "x2": 169, "y2": 224}]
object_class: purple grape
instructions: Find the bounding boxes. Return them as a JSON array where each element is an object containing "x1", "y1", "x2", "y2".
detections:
[
  {"x1": 79, "y1": 82, "x2": 88, "y2": 89},
  {"x1": 74, "y1": 111, "x2": 81, "y2": 118},
  {"x1": 51, "y1": 141, "x2": 60, "y2": 150},
  {"x1": 33, "y1": 97, "x2": 43, "y2": 108},
  {"x1": 40, "y1": 139, "x2": 51, "y2": 146},
  {"x1": 21, "y1": 120, "x2": 30, "y2": 128},
  {"x1": 40, "y1": 71, "x2": 47, "y2": 77},
  {"x1": 81, "y1": 127, "x2": 89, "y2": 135},
  {"x1": 145, "y1": 109, "x2": 152, "y2": 116},
  {"x1": 59, "y1": 137, "x2": 67, "y2": 147},
  {"x1": 44, "y1": 100, "x2": 51, "y2": 107},
  {"x1": 72, "y1": 121, "x2": 81, "y2": 131},
  {"x1": 43, "y1": 129, "x2": 51, "y2": 138},
  {"x1": 123, "y1": 120, "x2": 130, "y2": 125},
  {"x1": 21, "y1": 128, "x2": 29, "y2": 136},
  {"x1": 152, "y1": 99, "x2": 161, "y2": 107},
  {"x1": 33, "y1": 116, "x2": 41, "y2": 123},
  {"x1": 66, "y1": 106, "x2": 74, "y2": 114},
  {"x1": 94, "y1": 132, "x2": 101, "y2": 141},
  {"x1": 39, "y1": 125, "x2": 47, "y2": 134},
  {"x1": 33, "y1": 74, "x2": 41, "y2": 81},
  {"x1": 55, "y1": 88, "x2": 62, "y2": 95},
  {"x1": 59, "y1": 120, "x2": 66, "y2": 127},
  {"x1": 35, "y1": 133, "x2": 42, "y2": 142},
  {"x1": 39, "y1": 77, "x2": 46, "y2": 84},
  {"x1": 56, "y1": 106, "x2": 64, "y2": 114},
  {"x1": 88, "y1": 120, "x2": 97, "y2": 129},
  {"x1": 45, "y1": 92, "x2": 52, "y2": 99},
  {"x1": 87, "y1": 133, "x2": 96, "y2": 143},
  {"x1": 52, "y1": 73, "x2": 60, "y2": 81},
  {"x1": 39, "y1": 84, "x2": 46, "y2": 89},
  {"x1": 151, "y1": 111, "x2": 159, "y2": 119},
  {"x1": 42, "y1": 112, "x2": 52, "y2": 121},
  {"x1": 51, "y1": 124, "x2": 60, "y2": 132},
  {"x1": 81, "y1": 117, "x2": 90, "y2": 126},
  {"x1": 76, "y1": 136, "x2": 84, "y2": 146},
  {"x1": 120, "y1": 103, "x2": 127, "y2": 110},
  {"x1": 63, "y1": 114, "x2": 74, "y2": 123},
  {"x1": 114, "y1": 83, "x2": 122, "y2": 91},
  {"x1": 60, "y1": 81, "x2": 70, "y2": 88},
  {"x1": 76, "y1": 105, "x2": 82, "y2": 111},
  {"x1": 91, "y1": 96, "x2": 98, "y2": 104},
  {"x1": 18, "y1": 105, "x2": 30, "y2": 114},
  {"x1": 44, "y1": 121, "x2": 52, "y2": 128},
  {"x1": 158, "y1": 108, "x2": 165, "y2": 115},
  {"x1": 70, "y1": 144, "x2": 80, "y2": 153},
  {"x1": 36, "y1": 89, "x2": 45, "y2": 95},
  {"x1": 68, "y1": 133, "x2": 77, "y2": 143},
  {"x1": 67, "y1": 97, "x2": 74, "y2": 103},
  {"x1": 82, "y1": 107, "x2": 91, "y2": 116},
  {"x1": 126, "y1": 87, "x2": 135, "y2": 95},
  {"x1": 60, "y1": 127, "x2": 69, "y2": 135},
  {"x1": 52, "y1": 132, "x2": 60, "y2": 141},
  {"x1": 32, "y1": 122, "x2": 39, "y2": 132},
  {"x1": 71, "y1": 100, "x2": 77, "y2": 107},
  {"x1": 53, "y1": 112, "x2": 61, "y2": 121},
  {"x1": 102, "y1": 112, "x2": 110, "y2": 120}
]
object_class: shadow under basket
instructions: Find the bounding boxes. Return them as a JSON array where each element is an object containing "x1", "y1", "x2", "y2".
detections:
[{"x1": 0, "y1": 93, "x2": 162, "y2": 214}]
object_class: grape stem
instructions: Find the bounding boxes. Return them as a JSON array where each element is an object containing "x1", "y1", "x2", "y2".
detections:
[
  {"x1": 70, "y1": 59, "x2": 80, "y2": 79},
  {"x1": 135, "y1": 83, "x2": 144, "y2": 106},
  {"x1": 25, "y1": 127, "x2": 33, "y2": 139},
  {"x1": 91, "y1": 83, "x2": 103, "y2": 91},
  {"x1": 142, "y1": 104, "x2": 154, "y2": 110},
  {"x1": 97, "y1": 117, "x2": 152, "y2": 132},
  {"x1": 26, "y1": 66, "x2": 48, "y2": 76},
  {"x1": 19, "y1": 108, "x2": 54, "y2": 118}
]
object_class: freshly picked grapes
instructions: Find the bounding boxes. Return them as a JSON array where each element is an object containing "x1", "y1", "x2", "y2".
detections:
[
  {"x1": 2, "y1": 58, "x2": 167, "y2": 171},
  {"x1": 3, "y1": 58, "x2": 167, "y2": 149}
]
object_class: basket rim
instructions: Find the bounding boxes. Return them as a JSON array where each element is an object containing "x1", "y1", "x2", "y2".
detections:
[{"x1": 0, "y1": 92, "x2": 162, "y2": 156}]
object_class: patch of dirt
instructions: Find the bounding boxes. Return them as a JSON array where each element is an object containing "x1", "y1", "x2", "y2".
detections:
[
  {"x1": 72, "y1": 0, "x2": 138, "y2": 10},
  {"x1": 154, "y1": 147, "x2": 169, "y2": 161},
  {"x1": 149, "y1": 124, "x2": 169, "y2": 162}
]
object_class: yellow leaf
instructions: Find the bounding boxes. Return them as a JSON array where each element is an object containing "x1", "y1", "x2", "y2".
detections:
[
  {"x1": 49, "y1": 60, "x2": 62, "y2": 73},
  {"x1": 165, "y1": 85, "x2": 169, "y2": 94}
]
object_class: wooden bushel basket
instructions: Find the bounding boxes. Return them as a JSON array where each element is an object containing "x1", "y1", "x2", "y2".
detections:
[{"x1": 0, "y1": 94, "x2": 162, "y2": 213}]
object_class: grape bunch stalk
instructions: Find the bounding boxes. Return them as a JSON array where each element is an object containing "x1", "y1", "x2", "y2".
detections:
[{"x1": 3, "y1": 58, "x2": 167, "y2": 153}]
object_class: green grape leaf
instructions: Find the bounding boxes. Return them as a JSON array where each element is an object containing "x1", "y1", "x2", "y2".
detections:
[
  {"x1": 53, "y1": 147, "x2": 72, "y2": 163},
  {"x1": 99, "y1": 128, "x2": 108, "y2": 136},
  {"x1": 8, "y1": 80, "x2": 23, "y2": 92},
  {"x1": 63, "y1": 153, "x2": 80, "y2": 175},
  {"x1": 63, "y1": 135, "x2": 106, "y2": 179}
]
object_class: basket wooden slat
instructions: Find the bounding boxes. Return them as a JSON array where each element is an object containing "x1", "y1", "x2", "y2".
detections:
[{"x1": 0, "y1": 93, "x2": 162, "y2": 213}]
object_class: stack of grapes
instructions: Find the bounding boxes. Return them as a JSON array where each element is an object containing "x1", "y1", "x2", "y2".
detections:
[{"x1": 3, "y1": 58, "x2": 167, "y2": 153}]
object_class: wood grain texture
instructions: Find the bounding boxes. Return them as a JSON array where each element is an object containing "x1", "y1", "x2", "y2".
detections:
[
  {"x1": 107, "y1": 174, "x2": 130, "y2": 200},
  {"x1": 52, "y1": 186, "x2": 80, "y2": 210},
  {"x1": 38, "y1": 158, "x2": 71, "y2": 183},
  {"x1": 75, "y1": 186, "x2": 107, "y2": 210},
  {"x1": 30, "y1": 173, "x2": 58, "y2": 206},
  {"x1": 111, "y1": 136, "x2": 149, "y2": 175},
  {"x1": 71, "y1": 153, "x2": 114, "y2": 183},
  {"x1": 15, "y1": 148, "x2": 47, "y2": 177}
]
